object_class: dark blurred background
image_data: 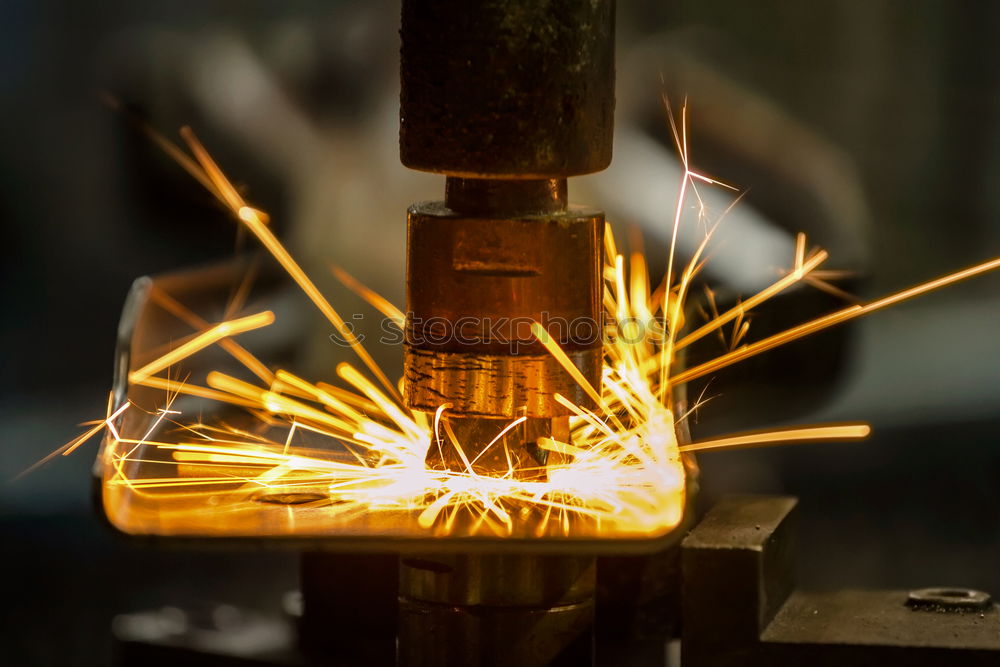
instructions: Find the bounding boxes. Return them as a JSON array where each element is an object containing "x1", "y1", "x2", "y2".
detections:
[{"x1": 2, "y1": 1, "x2": 999, "y2": 664}]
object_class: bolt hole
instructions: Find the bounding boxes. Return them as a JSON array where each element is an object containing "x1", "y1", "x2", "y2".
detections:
[
  {"x1": 253, "y1": 491, "x2": 331, "y2": 506},
  {"x1": 907, "y1": 587, "x2": 992, "y2": 612},
  {"x1": 937, "y1": 589, "x2": 974, "y2": 599}
]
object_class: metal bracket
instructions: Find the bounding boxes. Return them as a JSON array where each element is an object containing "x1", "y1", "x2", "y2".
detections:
[{"x1": 682, "y1": 495, "x2": 1000, "y2": 666}]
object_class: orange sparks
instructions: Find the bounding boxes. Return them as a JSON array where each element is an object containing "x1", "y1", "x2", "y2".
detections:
[
  {"x1": 128, "y1": 310, "x2": 274, "y2": 384},
  {"x1": 44, "y1": 108, "x2": 998, "y2": 542},
  {"x1": 671, "y1": 255, "x2": 1000, "y2": 386},
  {"x1": 680, "y1": 423, "x2": 872, "y2": 453}
]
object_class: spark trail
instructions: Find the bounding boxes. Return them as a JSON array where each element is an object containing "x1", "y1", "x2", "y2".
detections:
[{"x1": 52, "y1": 108, "x2": 1000, "y2": 541}]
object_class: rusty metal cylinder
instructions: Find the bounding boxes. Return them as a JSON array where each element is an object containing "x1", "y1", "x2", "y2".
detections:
[{"x1": 400, "y1": 0, "x2": 616, "y2": 178}]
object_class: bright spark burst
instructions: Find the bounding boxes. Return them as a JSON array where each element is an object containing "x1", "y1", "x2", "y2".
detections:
[{"x1": 54, "y1": 104, "x2": 1000, "y2": 542}]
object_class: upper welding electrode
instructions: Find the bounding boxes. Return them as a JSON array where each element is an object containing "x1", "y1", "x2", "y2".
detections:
[{"x1": 399, "y1": 0, "x2": 615, "y2": 472}]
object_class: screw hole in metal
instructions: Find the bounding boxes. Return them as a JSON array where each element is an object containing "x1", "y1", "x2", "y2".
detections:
[
  {"x1": 253, "y1": 491, "x2": 333, "y2": 506},
  {"x1": 907, "y1": 587, "x2": 992, "y2": 612}
]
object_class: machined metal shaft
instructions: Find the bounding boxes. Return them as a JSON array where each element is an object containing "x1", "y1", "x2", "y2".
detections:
[
  {"x1": 406, "y1": 177, "x2": 603, "y2": 474},
  {"x1": 398, "y1": 2, "x2": 616, "y2": 664},
  {"x1": 401, "y1": 0, "x2": 615, "y2": 476}
]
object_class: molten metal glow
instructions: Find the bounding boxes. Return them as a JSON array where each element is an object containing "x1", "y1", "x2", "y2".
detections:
[{"x1": 57, "y1": 109, "x2": 1000, "y2": 543}]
